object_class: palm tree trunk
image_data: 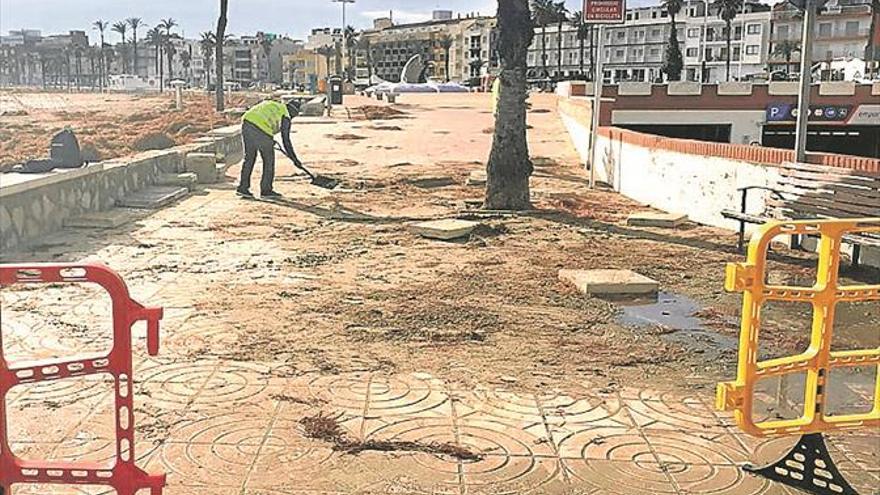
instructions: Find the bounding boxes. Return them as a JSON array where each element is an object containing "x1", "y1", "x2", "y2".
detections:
[
  {"x1": 132, "y1": 32, "x2": 139, "y2": 76},
  {"x1": 541, "y1": 26, "x2": 547, "y2": 77},
  {"x1": 445, "y1": 48, "x2": 451, "y2": 82},
  {"x1": 216, "y1": 0, "x2": 229, "y2": 111},
  {"x1": 485, "y1": 0, "x2": 534, "y2": 211},
  {"x1": 590, "y1": 26, "x2": 595, "y2": 77},
  {"x1": 726, "y1": 20, "x2": 732, "y2": 81},
  {"x1": 557, "y1": 21, "x2": 563, "y2": 76},
  {"x1": 579, "y1": 30, "x2": 585, "y2": 78}
]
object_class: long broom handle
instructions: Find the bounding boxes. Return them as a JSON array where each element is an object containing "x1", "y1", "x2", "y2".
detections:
[{"x1": 274, "y1": 142, "x2": 316, "y2": 180}]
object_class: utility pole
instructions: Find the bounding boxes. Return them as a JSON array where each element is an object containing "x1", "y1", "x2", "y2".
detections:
[
  {"x1": 794, "y1": 0, "x2": 818, "y2": 163},
  {"x1": 588, "y1": 25, "x2": 605, "y2": 189},
  {"x1": 332, "y1": 0, "x2": 355, "y2": 79}
]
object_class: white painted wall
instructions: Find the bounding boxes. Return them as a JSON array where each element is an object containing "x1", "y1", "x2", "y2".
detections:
[{"x1": 560, "y1": 113, "x2": 780, "y2": 232}]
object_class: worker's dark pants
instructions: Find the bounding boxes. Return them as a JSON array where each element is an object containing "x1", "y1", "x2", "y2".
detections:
[{"x1": 239, "y1": 121, "x2": 276, "y2": 195}]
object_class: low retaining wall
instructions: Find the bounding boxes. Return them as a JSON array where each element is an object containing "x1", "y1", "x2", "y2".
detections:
[
  {"x1": 557, "y1": 96, "x2": 880, "y2": 267},
  {"x1": 0, "y1": 124, "x2": 243, "y2": 252}
]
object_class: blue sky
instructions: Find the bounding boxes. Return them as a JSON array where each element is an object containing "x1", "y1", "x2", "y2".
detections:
[{"x1": 0, "y1": 0, "x2": 663, "y2": 43}]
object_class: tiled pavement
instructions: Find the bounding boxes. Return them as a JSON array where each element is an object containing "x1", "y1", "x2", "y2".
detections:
[{"x1": 2, "y1": 178, "x2": 878, "y2": 495}]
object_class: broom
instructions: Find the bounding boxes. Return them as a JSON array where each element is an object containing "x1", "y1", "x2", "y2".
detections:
[{"x1": 274, "y1": 142, "x2": 340, "y2": 190}]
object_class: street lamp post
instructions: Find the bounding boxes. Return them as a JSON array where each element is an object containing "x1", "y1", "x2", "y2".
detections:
[{"x1": 332, "y1": 0, "x2": 355, "y2": 79}]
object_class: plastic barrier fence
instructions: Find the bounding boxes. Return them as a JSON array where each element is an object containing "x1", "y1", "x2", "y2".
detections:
[
  {"x1": 0, "y1": 263, "x2": 166, "y2": 495},
  {"x1": 717, "y1": 218, "x2": 880, "y2": 437}
]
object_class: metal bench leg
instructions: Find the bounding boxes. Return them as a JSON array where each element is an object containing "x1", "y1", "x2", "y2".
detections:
[
  {"x1": 852, "y1": 245, "x2": 861, "y2": 267},
  {"x1": 738, "y1": 221, "x2": 746, "y2": 253},
  {"x1": 791, "y1": 234, "x2": 802, "y2": 251}
]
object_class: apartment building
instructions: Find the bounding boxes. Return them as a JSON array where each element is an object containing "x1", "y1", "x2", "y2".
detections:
[
  {"x1": 769, "y1": 0, "x2": 877, "y2": 75},
  {"x1": 355, "y1": 11, "x2": 497, "y2": 84}
]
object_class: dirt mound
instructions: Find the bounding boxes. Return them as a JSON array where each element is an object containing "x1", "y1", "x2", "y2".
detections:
[
  {"x1": 132, "y1": 132, "x2": 176, "y2": 151},
  {"x1": 326, "y1": 133, "x2": 367, "y2": 141},
  {"x1": 354, "y1": 105, "x2": 407, "y2": 120},
  {"x1": 0, "y1": 110, "x2": 28, "y2": 117},
  {"x1": 371, "y1": 125, "x2": 403, "y2": 131}
]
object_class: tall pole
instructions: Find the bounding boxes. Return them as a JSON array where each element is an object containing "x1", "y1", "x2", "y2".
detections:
[
  {"x1": 588, "y1": 24, "x2": 605, "y2": 189},
  {"x1": 700, "y1": 0, "x2": 708, "y2": 83},
  {"x1": 794, "y1": 0, "x2": 816, "y2": 163},
  {"x1": 332, "y1": 0, "x2": 355, "y2": 79}
]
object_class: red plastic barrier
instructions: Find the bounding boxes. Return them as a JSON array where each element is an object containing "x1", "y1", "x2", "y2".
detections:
[{"x1": 0, "y1": 263, "x2": 165, "y2": 495}]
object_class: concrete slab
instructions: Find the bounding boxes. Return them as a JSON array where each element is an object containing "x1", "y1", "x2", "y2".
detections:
[
  {"x1": 63, "y1": 209, "x2": 136, "y2": 229},
  {"x1": 466, "y1": 169, "x2": 487, "y2": 186},
  {"x1": 626, "y1": 212, "x2": 688, "y2": 228},
  {"x1": 117, "y1": 186, "x2": 189, "y2": 209},
  {"x1": 559, "y1": 269, "x2": 660, "y2": 296},
  {"x1": 409, "y1": 219, "x2": 479, "y2": 240},
  {"x1": 157, "y1": 173, "x2": 198, "y2": 190}
]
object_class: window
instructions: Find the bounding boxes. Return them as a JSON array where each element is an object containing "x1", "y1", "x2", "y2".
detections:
[
  {"x1": 615, "y1": 49, "x2": 625, "y2": 58},
  {"x1": 627, "y1": 13, "x2": 633, "y2": 20},
  {"x1": 652, "y1": 11, "x2": 658, "y2": 19},
  {"x1": 777, "y1": 25, "x2": 790, "y2": 39},
  {"x1": 746, "y1": 44, "x2": 759, "y2": 55},
  {"x1": 660, "y1": 10, "x2": 668, "y2": 17},
  {"x1": 706, "y1": 47, "x2": 714, "y2": 59},
  {"x1": 844, "y1": 21, "x2": 859, "y2": 36},
  {"x1": 747, "y1": 23, "x2": 761, "y2": 35},
  {"x1": 617, "y1": 30, "x2": 626, "y2": 39},
  {"x1": 652, "y1": 28, "x2": 662, "y2": 37},
  {"x1": 688, "y1": 28, "x2": 701, "y2": 38},
  {"x1": 818, "y1": 23, "x2": 832, "y2": 37},
  {"x1": 650, "y1": 48, "x2": 660, "y2": 57},
  {"x1": 686, "y1": 47, "x2": 698, "y2": 57}
]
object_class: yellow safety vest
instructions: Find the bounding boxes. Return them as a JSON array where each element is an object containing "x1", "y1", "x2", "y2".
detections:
[{"x1": 243, "y1": 100, "x2": 290, "y2": 137}]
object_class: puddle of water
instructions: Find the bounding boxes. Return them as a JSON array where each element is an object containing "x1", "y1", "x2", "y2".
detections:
[
  {"x1": 617, "y1": 292, "x2": 704, "y2": 331},
  {"x1": 613, "y1": 292, "x2": 738, "y2": 356}
]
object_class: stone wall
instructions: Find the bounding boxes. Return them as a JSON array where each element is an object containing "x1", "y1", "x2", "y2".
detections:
[{"x1": 0, "y1": 125, "x2": 242, "y2": 252}]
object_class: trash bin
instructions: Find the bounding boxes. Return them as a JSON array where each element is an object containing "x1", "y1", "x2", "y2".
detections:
[{"x1": 328, "y1": 76, "x2": 343, "y2": 105}]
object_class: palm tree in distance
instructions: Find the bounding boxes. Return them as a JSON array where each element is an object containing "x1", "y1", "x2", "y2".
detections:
[
  {"x1": 259, "y1": 33, "x2": 274, "y2": 83},
  {"x1": 661, "y1": 0, "x2": 685, "y2": 81},
  {"x1": 112, "y1": 21, "x2": 128, "y2": 73},
  {"x1": 438, "y1": 35, "x2": 454, "y2": 82},
  {"x1": 159, "y1": 18, "x2": 177, "y2": 82},
  {"x1": 93, "y1": 20, "x2": 108, "y2": 89},
  {"x1": 714, "y1": 0, "x2": 743, "y2": 81},
  {"x1": 127, "y1": 18, "x2": 143, "y2": 76},
  {"x1": 200, "y1": 32, "x2": 216, "y2": 89},
  {"x1": 553, "y1": 1, "x2": 568, "y2": 77},
  {"x1": 773, "y1": 39, "x2": 800, "y2": 75},
  {"x1": 531, "y1": 0, "x2": 553, "y2": 78}
]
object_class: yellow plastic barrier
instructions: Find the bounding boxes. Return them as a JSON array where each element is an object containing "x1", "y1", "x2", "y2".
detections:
[{"x1": 717, "y1": 218, "x2": 880, "y2": 438}]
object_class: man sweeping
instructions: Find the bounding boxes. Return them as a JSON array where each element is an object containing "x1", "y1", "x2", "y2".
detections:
[{"x1": 237, "y1": 99, "x2": 302, "y2": 199}]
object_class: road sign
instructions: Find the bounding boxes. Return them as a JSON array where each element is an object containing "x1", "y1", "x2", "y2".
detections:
[
  {"x1": 766, "y1": 103, "x2": 853, "y2": 123},
  {"x1": 583, "y1": 0, "x2": 626, "y2": 24}
]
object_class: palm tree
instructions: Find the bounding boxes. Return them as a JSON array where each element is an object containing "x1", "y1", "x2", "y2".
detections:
[
  {"x1": 569, "y1": 10, "x2": 592, "y2": 79},
  {"x1": 487, "y1": 0, "x2": 534, "y2": 210},
  {"x1": 714, "y1": 0, "x2": 742, "y2": 81},
  {"x1": 159, "y1": 18, "x2": 177, "y2": 81},
  {"x1": 127, "y1": 18, "x2": 143, "y2": 76},
  {"x1": 438, "y1": 35, "x2": 454, "y2": 82},
  {"x1": 112, "y1": 21, "x2": 128, "y2": 73},
  {"x1": 773, "y1": 39, "x2": 800, "y2": 75},
  {"x1": 74, "y1": 45, "x2": 84, "y2": 89},
  {"x1": 180, "y1": 49, "x2": 192, "y2": 84},
  {"x1": 216, "y1": 0, "x2": 229, "y2": 111},
  {"x1": 552, "y1": 2, "x2": 568, "y2": 77},
  {"x1": 344, "y1": 26, "x2": 358, "y2": 80},
  {"x1": 200, "y1": 32, "x2": 216, "y2": 89},
  {"x1": 531, "y1": 0, "x2": 553, "y2": 78},
  {"x1": 147, "y1": 26, "x2": 164, "y2": 89},
  {"x1": 661, "y1": 0, "x2": 685, "y2": 81},
  {"x1": 93, "y1": 20, "x2": 108, "y2": 89}
]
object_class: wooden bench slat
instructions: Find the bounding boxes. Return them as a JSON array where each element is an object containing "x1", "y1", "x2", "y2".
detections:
[
  {"x1": 779, "y1": 169, "x2": 880, "y2": 188},
  {"x1": 768, "y1": 197, "x2": 879, "y2": 218},
  {"x1": 778, "y1": 161, "x2": 880, "y2": 178},
  {"x1": 779, "y1": 176, "x2": 880, "y2": 201},
  {"x1": 776, "y1": 187, "x2": 880, "y2": 209}
]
